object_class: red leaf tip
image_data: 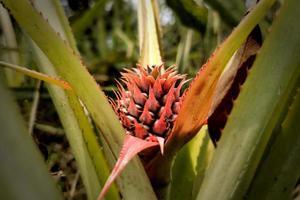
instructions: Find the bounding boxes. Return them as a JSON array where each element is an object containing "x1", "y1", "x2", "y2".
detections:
[{"x1": 97, "y1": 135, "x2": 159, "y2": 200}]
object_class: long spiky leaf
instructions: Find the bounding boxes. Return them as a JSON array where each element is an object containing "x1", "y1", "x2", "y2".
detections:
[
  {"x1": 170, "y1": 0, "x2": 276, "y2": 144},
  {"x1": 28, "y1": 0, "x2": 116, "y2": 198},
  {"x1": 0, "y1": 61, "x2": 71, "y2": 90},
  {"x1": 197, "y1": 0, "x2": 300, "y2": 198},
  {"x1": 1, "y1": 0, "x2": 156, "y2": 198}
]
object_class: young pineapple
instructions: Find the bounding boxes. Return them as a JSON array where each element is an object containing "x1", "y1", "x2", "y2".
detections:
[{"x1": 112, "y1": 64, "x2": 186, "y2": 148}]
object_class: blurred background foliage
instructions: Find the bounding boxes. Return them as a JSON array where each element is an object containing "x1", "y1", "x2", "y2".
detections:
[{"x1": 1, "y1": 0, "x2": 297, "y2": 199}]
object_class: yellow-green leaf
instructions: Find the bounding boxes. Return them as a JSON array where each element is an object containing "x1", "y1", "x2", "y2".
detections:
[{"x1": 138, "y1": 0, "x2": 162, "y2": 66}]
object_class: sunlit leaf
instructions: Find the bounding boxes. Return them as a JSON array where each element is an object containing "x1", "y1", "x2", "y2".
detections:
[
  {"x1": 138, "y1": 0, "x2": 162, "y2": 66},
  {"x1": 1, "y1": 0, "x2": 156, "y2": 199},
  {"x1": 29, "y1": 0, "x2": 114, "y2": 198},
  {"x1": 171, "y1": 0, "x2": 274, "y2": 143},
  {"x1": 0, "y1": 4, "x2": 24, "y2": 86},
  {"x1": 0, "y1": 60, "x2": 71, "y2": 90},
  {"x1": 170, "y1": 127, "x2": 215, "y2": 200}
]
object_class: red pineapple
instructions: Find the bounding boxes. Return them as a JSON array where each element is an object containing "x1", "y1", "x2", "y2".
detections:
[{"x1": 112, "y1": 64, "x2": 186, "y2": 151}]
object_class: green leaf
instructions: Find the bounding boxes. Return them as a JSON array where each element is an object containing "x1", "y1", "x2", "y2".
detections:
[
  {"x1": 0, "y1": 76, "x2": 63, "y2": 200},
  {"x1": 166, "y1": 0, "x2": 207, "y2": 33},
  {"x1": 0, "y1": 0, "x2": 123, "y2": 152},
  {"x1": 31, "y1": 48, "x2": 105, "y2": 200},
  {"x1": 170, "y1": 141, "x2": 196, "y2": 200},
  {"x1": 1, "y1": 0, "x2": 156, "y2": 199},
  {"x1": 30, "y1": 0, "x2": 119, "y2": 199},
  {"x1": 50, "y1": 0, "x2": 78, "y2": 54},
  {"x1": 0, "y1": 61, "x2": 71, "y2": 90},
  {"x1": 170, "y1": 127, "x2": 214, "y2": 200},
  {"x1": 71, "y1": 0, "x2": 107, "y2": 38},
  {"x1": 191, "y1": 131, "x2": 215, "y2": 199},
  {"x1": 0, "y1": 4, "x2": 24, "y2": 86},
  {"x1": 245, "y1": 86, "x2": 300, "y2": 199},
  {"x1": 172, "y1": 0, "x2": 275, "y2": 142},
  {"x1": 114, "y1": 28, "x2": 134, "y2": 58},
  {"x1": 203, "y1": 0, "x2": 245, "y2": 26},
  {"x1": 138, "y1": 0, "x2": 162, "y2": 66},
  {"x1": 175, "y1": 28, "x2": 193, "y2": 73},
  {"x1": 196, "y1": 0, "x2": 300, "y2": 199}
]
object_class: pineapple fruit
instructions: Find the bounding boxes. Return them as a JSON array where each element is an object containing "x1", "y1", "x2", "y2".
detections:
[{"x1": 112, "y1": 64, "x2": 186, "y2": 147}]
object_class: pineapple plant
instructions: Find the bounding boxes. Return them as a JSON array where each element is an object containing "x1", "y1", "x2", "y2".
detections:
[{"x1": 0, "y1": 0, "x2": 299, "y2": 200}]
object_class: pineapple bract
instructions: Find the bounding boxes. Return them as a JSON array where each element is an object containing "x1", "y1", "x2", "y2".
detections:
[{"x1": 112, "y1": 64, "x2": 186, "y2": 145}]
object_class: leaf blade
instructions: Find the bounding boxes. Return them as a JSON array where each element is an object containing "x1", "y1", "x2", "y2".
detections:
[
  {"x1": 0, "y1": 76, "x2": 63, "y2": 200},
  {"x1": 29, "y1": 0, "x2": 117, "y2": 198},
  {"x1": 208, "y1": 26, "x2": 262, "y2": 145},
  {"x1": 98, "y1": 135, "x2": 159, "y2": 200},
  {"x1": 172, "y1": 0, "x2": 275, "y2": 142},
  {"x1": 196, "y1": 0, "x2": 300, "y2": 199},
  {"x1": 138, "y1": 0, "x2": 162, "y2": 66},
  {"x1": 0, "y1": 60, "x2": 71, "y2": 90},
  {"x1": 1, "y1": 0, "x2": 157, "y2": 199},
  {"x1": 246, "y1": 86, "x2": 300, "y2": 200}
]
